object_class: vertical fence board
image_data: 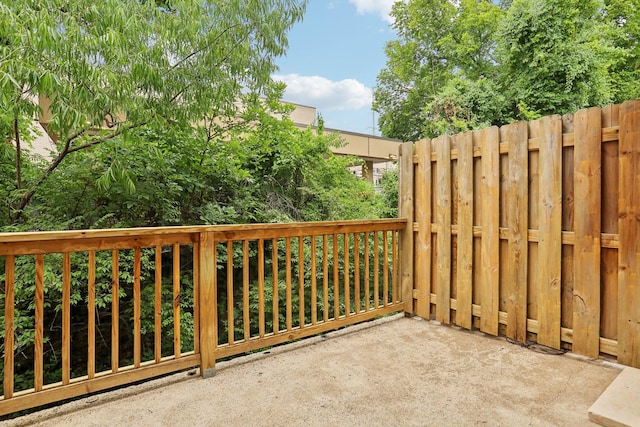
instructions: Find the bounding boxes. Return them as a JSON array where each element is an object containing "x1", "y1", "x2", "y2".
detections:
[
  {"x1": 4, "y1": 255, "x2": 14, "y2": 398},
  {"x1": 383, "y1": 232, "x2": 389, "y2": 306},
  {"x1": 286, "y1": 237, "x2": 293, "y2": 330},
  {"x1": 333, "y1": 235, "x2": 339, "y2": 318},
  {"x1": 193, "y1": 242, "x2": 200, "y2": 354},
  {"x1": 344, "y1": 234, "x2": 350, "y2": 316},
  {"x1": 399, "y1": 141, "x2": 415, "y2": 314},
  {"x1": 436, "y1": 135, "x2": 452, "y2": 324},
  {"x1": 311, "y1": 236, "x2": 318, "y2": 324},
  {"x1": 154, "y1": 246, "x2": 162, "y2": 362},
  {"x1": 506, "y1": 122, "x2": 529, "y2": 342},
  {"x1": 322, "y1": 235, "x2": 329, "y2": 322},
  {"x1": 272, "y1": 239, "x2": 280, "y2": 334},
  {"x1": 364, "y1": 233, "x2": 370, "y2": 312},
  {"x1": 243, "y1": 240, "x2": 250, "y2": 340},
  {"x1": 618, "y1": 100, "x2": 640, "y2": 367},
  {"x1": 374, "y1": 232, "x2": 379, "y2": 309},
  {"x1": 111, "y1": 250, "x2": 119, "y2": 373},
  {"x1": 258, "y1": 239, "x2": 265, "y2": 338},
  {"x1": 198, "y1": 232, "x2": 217, "y2": 377},
  {"x1": 354, "y1": 234, "x2": 360, "y2": 313},
  {"x1": 34, "y1": 254, "x2": 44, "y2": 391},
  {"x1": 88, "y1": 251, "x2": 96, "y2": 378},
  {"x1": 227, "y1": 241, "x2": 234, "y2": 345},
  {"x1": 573, "y1": 107, "x2": 602, "y2": 358},
  {"x1": 134, "y1": 247, "x2": 141, "y2": 367},
  {"x1": 480, "y1": 127, "x2": 500, "y2": 335},
  {"x1": 62, "y1": 253, "x2": 71, "y2": 384},
  {"x1": 173, "y1": 244, "x2": 181, "y2": 356},
  {"x1": 537, "y1": 115, "x2": 563, "y2": 349},
  {"x1": 456, "y1": 132, "x2": 473, "y2": 329},
  {"x1": 299, "y1": 237, "x2": 306, "y2": 325},
  {"x1": 415, "y1": 139, "x2": 432, "y2": 318}
]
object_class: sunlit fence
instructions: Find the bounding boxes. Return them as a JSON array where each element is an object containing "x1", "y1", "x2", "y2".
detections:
[{"x1": 0, "y1": 219, "x2": 405, "y2": 415}]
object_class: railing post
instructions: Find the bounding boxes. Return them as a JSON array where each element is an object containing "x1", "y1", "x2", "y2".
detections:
[
  {"x1": 198, "y1": 231, "x2": 218, "y2": 378},
  {"x1": 399, "y1": 141, "x2": 415, "y2": 316}
]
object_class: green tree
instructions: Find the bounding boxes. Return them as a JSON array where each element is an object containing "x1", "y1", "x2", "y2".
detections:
[
  {"x1": 0, "y1": 0, "x2": 306, "y2": 222},
  {"x1": 499, "y1": 0, "x2": 615, "y2": 118}
]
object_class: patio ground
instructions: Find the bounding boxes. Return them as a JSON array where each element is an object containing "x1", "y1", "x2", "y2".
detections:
[{"x1": 4, "y1": 314, "x2": 622, "y2": 427}]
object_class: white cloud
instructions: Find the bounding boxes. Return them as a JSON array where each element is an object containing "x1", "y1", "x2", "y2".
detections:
[
  {"x1": 274, "y1": 74, "x2": 372, "y2": 111},
  {"x1": 348, "y1": 0, "x2": 396, "y2": 23}
]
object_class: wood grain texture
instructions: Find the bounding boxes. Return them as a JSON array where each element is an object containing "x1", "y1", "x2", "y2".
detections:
[
  {"x1": 154, "y1": 246, "x2": 162, "y2": 363},
  {"x1": 111, "y1": 250, "x2": 119, "y2": 373},
  {"x1": 456, "y1": 132, "x2": 473, "y2": 329},
  {"x1": 88, "y1": 251, "x2": 96, "y2": 378},
  {"x1": 134, "y1": 248, "x2": 141, "y2": 366},
  {"x1": 506, "y1": 122, "x2": 529, "y2": 342},
  {"x1": 537, "y1": 115, "x2": 563, "y2": 349},
  {"x1": 4, "y1": 255, "x2": 14, "y2": 398},
  {"x1": 618, "y1": 100, "x2": 640, "y2": 367},
  {"x1": 198, "y1": 232, "x2": 217, "y2": 376},
  {"x1": 62, "y1": 253, "x2": 71, "y2": 384},
  {"x1": 399, "y1": 141, "x2": 415, "y2": 314},
  {"x1": 480, "y1": 127, "x2": 500, "y2": 335},
  {"x1": 573, "y1": 107, "x2": 602, "y2": 358},
  {"x1": 414, "y1": 139, "x2": 432, "y2": 318},
  {"x1": 35, "y1": 254, "x2": 44, "y2": 391},
  {"x1": 436, "y1": 135, "x2": 452, "y2": 324}
]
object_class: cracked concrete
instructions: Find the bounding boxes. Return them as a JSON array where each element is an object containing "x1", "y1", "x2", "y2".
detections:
[{"x1": 4, "y1": 315, "x2": 622, "y2": 427}]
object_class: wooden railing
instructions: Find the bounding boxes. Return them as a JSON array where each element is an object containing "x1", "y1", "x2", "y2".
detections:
[
  {"x1": 399, "y1": 100, "x2": 640, "y2": 368},
  {"x1": 0, "y1": 219, "x2": 406, "y2": 415}
]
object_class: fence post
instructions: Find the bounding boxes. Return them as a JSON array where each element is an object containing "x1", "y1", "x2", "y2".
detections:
[
  {"x1": 618, "y1": 100, "x2": 640, "y2": 368},
  {"x1": 199, "y1": 231, "x2": 218, "y2": 378},
  {"x1": 399, "y1": 141, "x2": 415, "y2": 316}
]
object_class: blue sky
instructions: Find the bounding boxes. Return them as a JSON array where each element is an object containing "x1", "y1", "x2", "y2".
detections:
[{"x1": 274, "y1": 0, "x2": 397, "y2": 135}]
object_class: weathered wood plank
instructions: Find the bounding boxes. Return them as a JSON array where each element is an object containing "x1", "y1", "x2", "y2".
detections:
[
  {"x1": 299, "y1": 237, "x2": 306, "y2": 325},
  {"x1": 364, "y1": 233, "x2": 370, "y2": 311},
  {"x1": 343, "y1": 234, "x2": 350, "y2": 316},
  {"x1": 333, "y1": 234, "x2": 340, "y2": 318},
  {"x1": 480, "y1": 127, "x2": 500, "y2": 335},
  {"x1": 383, "y1": 231, "x2": 389, "y2": 306},
  {"x1": 374, "y1": 232, "x2": 380, "y2": 308},
  {"x1": 414, "y1": 138, "x2": 432, "y2": 318},
  {"x1": 311, "y1": 236, "x2": 318, "y2": 324},
  {"x1": 618, "y1": 100, "x2": 640, "y2": 367},
  {"x1": 537, "y1": 115, "x2": 563, "y2": 349},
  {"x1": 399, "y1": 141, "x2": 415, "y2": 314},
  {"x1": 193, "y1": 243, "x2": 200, "y2": 354},
  {"x1": 456, "y1": 132, "x2": 473, "y2": 329},
  {"x1": 436, "y1": 135, "x2": 452, "y2": 324},
  {"x1": 573, "y1": 107, "x2": 602, "y2": 359},
  {"x1": 322, "y1": 235, "x2": 329, "y2": 322},
  {"x1": 506, "y1": 122, "x2": 529, "y2": 342},
  {"x1": 286, "y1": 237, "x2": 293, "y2": 330},
  {"x1": 272, "y1": 239, "x2": 280, "y2": 334},
  {"x1": 354, "y1": 234, "x2": 361, "y2": 313}
]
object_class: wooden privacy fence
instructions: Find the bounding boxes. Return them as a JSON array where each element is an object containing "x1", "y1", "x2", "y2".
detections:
[
  {"x1": 398, "y1": 100, "x2": 640, "y2": 368},
  {"x1": 0, "y1": 219, "x2": 405, "y2": 415}
]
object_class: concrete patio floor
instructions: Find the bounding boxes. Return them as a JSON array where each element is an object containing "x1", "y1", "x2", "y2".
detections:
[{"x1": 5, "y1": 315, "x2": 622, "y2": 427}]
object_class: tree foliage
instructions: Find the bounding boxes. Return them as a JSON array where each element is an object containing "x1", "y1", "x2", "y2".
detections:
[
  {"x1": 374, "y1": 0, "x2": 640, "y2": 141},
  {"x1": 0, "y1": 0, "x2": 306, "y2": 221}
]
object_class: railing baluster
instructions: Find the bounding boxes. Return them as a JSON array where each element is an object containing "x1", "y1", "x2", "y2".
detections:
[
  {"x1": 364, "y1": 233, "x2": 370, "y2": 312},
  {"x1": 392, "y1": 231, "x2": 398, "y2": 304},
  {"x1": 298, "y1": 236, "x2": 305, "y2": 327},
  {"x1": 193, "y1": 242, "x2": 200, "y2": 354},
  {"x1": 311, "y1": 235, "x2": 317, "y2": 325},
  {"x1": 286, "y1": 237, "x2": 292, "y2": 331},
  {"x1": 374, "y1": 232, "x2": 379, "y2": 309},
  {"x1": 62, "y1": 252, "x2": 71, "y2": 385},
  {"x1": 333, "y1": 234, "x2": 339, "y2": 319},
  {"x1": 354, "y1": 233, "x2": 360, "y2": 314},
  {"x1": 88, "y1": 251, "x2": 96, "y2": 379},
  {"x1": 111, "y1": 249, "x2": 119, "y2": 373},
  {"x1": 322, "y1": 235, "x2": 329, "y2": 323},
  {"x1": 227, "y1": 241, "x2": 234, "y2": 345},
  {"x1": 34, "y1": 254, "x2": 44, "y2": 392},
  {"x1": 4, "y1": 255, "x2": 15, "y2": 399},
  {"x1": 344, "y1": 233, "x2": 350, "y2": 317},
  {"x1": 173, "y1": 244, "x2": 181, "y2": 358},
  {"x1": 243, "y1": 240, "x2": 250, "y2": 341},
  {"x1": 134, "y1": 248, "x2": 141, "y2": 368},
  {"x1": 383, "y1": 231, "x2": 389, "y2": 306},
  {"x1": 272, "y1": 239, "x2": 279, "y2": 335},
  {"x1": 258, "y1": 239, "x2": 265, "y2": 338},
  {"x1": 154, "y1": 246, "x2": 162, "y2": 363}
]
